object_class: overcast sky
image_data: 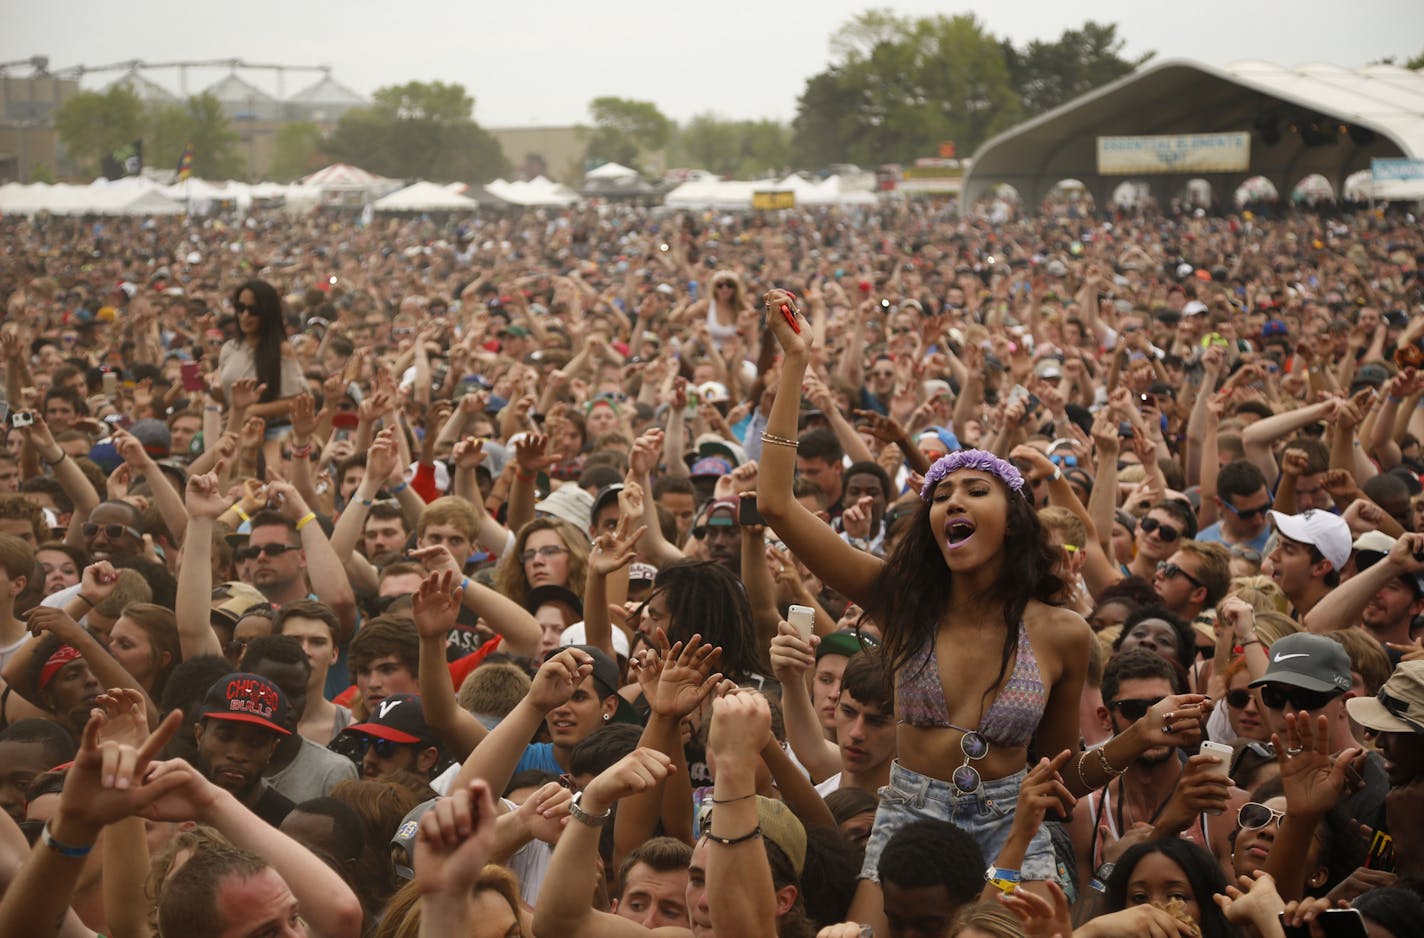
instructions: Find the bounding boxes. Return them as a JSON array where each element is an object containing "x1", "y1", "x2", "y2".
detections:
[{"x1": 7, "y1": 0, "x2": 1423, "y2": 127}]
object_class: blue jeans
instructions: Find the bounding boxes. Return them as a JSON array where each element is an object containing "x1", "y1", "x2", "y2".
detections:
[{"x1": 860, "y1": 760, "x2": 1057, "y2": 883}]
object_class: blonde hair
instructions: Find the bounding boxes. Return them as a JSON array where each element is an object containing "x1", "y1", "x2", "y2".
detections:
[
  {"x1": 950, "y1": 901, "x2": 1025, "y2": 937},
  {"x1": 1038, "y1": 506, "x2": 1086, "y2": 550},
  {"x1": 494, "y1": 517, "x2": 590, "y2": 608},
  {"x1": 1325, "y1": 628, "x2": 1392, "y2": 696},
  {"x1": 1228, "y1": 576, "x2": 1291, "y2": 615},
  {"x1": 1252, "y1": 611, "x2": 1300, "y2": 647},
  {"x1": 373, "y1": 865, "x2": 525, "y2": 938}
]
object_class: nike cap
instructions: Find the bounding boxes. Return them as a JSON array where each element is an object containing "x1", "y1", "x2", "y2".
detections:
[{"x1": 1249, "y1": 632, "x2": 1352, "y2": 694}]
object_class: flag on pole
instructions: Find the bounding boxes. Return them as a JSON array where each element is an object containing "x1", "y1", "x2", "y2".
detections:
[{"x1": 175, "y1": 142, "x2": 194, "y2": 182}]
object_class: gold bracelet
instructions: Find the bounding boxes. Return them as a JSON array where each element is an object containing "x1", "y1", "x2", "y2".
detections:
[
  {"x1": 1096, "y1": 745, "x2": 1126, "y2": 779},
  {"x1": 1074, "y1": 750, "x2": 1093, "y2": 790},
  {"x1": 761, "y1": 432, "x2": 799, "y2": 449}
]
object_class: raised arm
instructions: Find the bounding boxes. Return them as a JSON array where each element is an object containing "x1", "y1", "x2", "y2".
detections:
[
  {"x1": 627, "y1": 430, "x2": 685, "y2": 567},
  {"x1": 756, "y1": 289, "x2": 882, "y2": 610},
  {"x1": 706, "y1": 691, "x2": 779, "y2": 938},
  {"x1": 329, "y1": 428, "x2": 401, "y2": 596},
  {"x1": 1242, "y1": 399, "x2": 1333, "y2": 488},
  {"x1": 176, "y1": 468, "x2": 230, "y2": 660},
  {"x1": 410, "y1": 544, "x2": 541, "y2": 657},
  {"x1": 767, "y1": 623, "x2": 840, "y2": 781},
  {"x1": 269, "y1": 480, "x2": 358, "y2": 645},
  {"x1": 19, "y1": 415, "x2": 100, "y2": 517},
  {"x1": 452, "y1": 648, "x2": 592, "y2": 798},
  {"x1": 412, "y1": 570, "x2": 488, "y2": 761},
  {"x1": 112, "y1": 429, "x2": 188, "y2": 546},
  {"x1": 414, "y1": 780, "x2": 502, "y2": 938}
]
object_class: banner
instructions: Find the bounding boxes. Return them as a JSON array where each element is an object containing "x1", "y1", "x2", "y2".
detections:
[
  {"x1": 1097, "y1": 133, "x2": 1250, "y2": 175},
  {"x1": 751, "y1": 190, "x2": 795, "y2": 211},
  {"x1": 175, "y1": 142, "x2": 194, "y2": 182},
  {"x1": 1371, "y1": 158, "x2": 1424, "y2": 182}
]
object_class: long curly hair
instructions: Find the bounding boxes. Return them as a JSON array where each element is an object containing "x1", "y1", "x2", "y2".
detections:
[
  {"x1": 651, "y1": 560, "x2": 770, "y2": 682},
  {"x1": 872, "y1": 478, "x2": 1063, "y2": 711},
  {"x1": 494, "y1": 517, "x2": 590, "y2": 609}
]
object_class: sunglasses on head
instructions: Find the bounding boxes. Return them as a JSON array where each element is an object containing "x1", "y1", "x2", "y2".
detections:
[
  {"x1": 1237, "y1": 801, "x2": 1286, "y2": 831},
  {"x1": 1258, "y1": 684, "x2": 1340, "y2": 712},
  {"x1": 1108, "y1": 696, "x2": 1164, "y2": 721},
  {"x1": 1138, "y1": 516, "x2": 1180, "y2": 542},
  {"x1": 1230, "y1": 546, "x2": 1263, "y2": 564},
  {"x1": 1222, "y1": 497, "x2": 1272, "y2": 521},
  {"x1": 83, "y1": 522, "x2": 143, "y2": 541},
  {"x1": 1226, "y1": 689, "x2": 1254, "y2": 709},
  {"x1": 236, "y1": 543, "x2": 299, "y2": 561}
]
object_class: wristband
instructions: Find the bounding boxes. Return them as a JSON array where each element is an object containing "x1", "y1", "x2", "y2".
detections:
[
  {"x1": 42, "y1": 821, "x2": 94, "y2": 858},
  {"x1": 359, "y1": 497, "x2": 375, "y2": 508},
  {"x1": 233, "y1": 505, "x2": 251, "y2": 523},
  {"x1": 704, "y1": 825, "x2": 763, "y2": 847},
  {"x1": 44, "y1": 450, "x2": 68, "y2": 468},
  {"x1": 984, "y1": 865, "x2": 1022, "y2": 894},
  {"x1": 709, "y1": 792, "x2": 756, "y2": 805},
  {"x1": 74, "y1": 593, "x2": 94, "y2": 609},
  {"x1": 514, "y1": 469, "x2": 535, "y2": 482},
  {"x1": 460, "y1": 576, "x2": 471, "y2": 594},
  {"x1": 291, "y1": 444, "x2": 313, "y2": 459},
  {"x1": 388, "y1": 480, "x2": 410, "y2": 495},
  {"x1": 295, "y1": 512, "x2": 318, "y2": 531}
]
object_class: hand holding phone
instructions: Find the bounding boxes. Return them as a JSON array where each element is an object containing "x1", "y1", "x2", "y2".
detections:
[{"x1": 787, "y1": 605, "x2": 815, "y2": 641}]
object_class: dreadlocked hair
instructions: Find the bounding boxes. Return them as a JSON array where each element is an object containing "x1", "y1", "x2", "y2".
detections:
[{"x1": 651, "y1": 560, "x2": 770, "y2": 682}]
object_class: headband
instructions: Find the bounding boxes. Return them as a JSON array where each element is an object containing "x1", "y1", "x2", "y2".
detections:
[
  {"x1": 920, "y1": 450, "x2": 1026, "y2": 501},
  {"x1": 39, "y1": 645, "x2": 82, "y2": 691}
]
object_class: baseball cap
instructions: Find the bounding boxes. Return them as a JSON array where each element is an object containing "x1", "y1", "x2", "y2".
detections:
[
  {"x1": 343, "y1": 694, "x2": 437, "y2": 745},
  {"x1": 390, "y1": 799, "x2": 438, "y2": 880},
  {"x1": 535, "y1": 484, "x2": 594, "y2": 532},
  {"x1": 689, "y1": 432, "x2": 745, "y2": 468},
  {"x1": 130, "y1": 419, "x2": 172, "y2": 458},
  {"x1": 688, "y1": 456, "x2": 733, "y2": 479},
  {"x1": 211, "y1": 582, "x2": 271, "y2": 627},
  {"x1": 696, "y1": 381, "x2": 730, "y2": 405},
  {"x1": 560, "y1": 622, "x2": 630, "y2": 659},
  {"x1": 526, "y1": 584, "x2": 585, "y2": 620},
  {"x1": 816, "y1": 628, "x2": 881, "y2": 661},
  {"x1": 561, "y1": 644, "x2": 641, "y2": 725},
  {"x1": 1249, "y1": 633, "x2": 1352, "y2": 695},
  {"x1": 701, "y1": 499, "x2": 738, "y2": 528},
  {"x1": 1182, "y1": 300, "x2": 1208, "y2": 316},
  {"x1": 629, "y1": 562, "x2": 658, "y2": 584},
  {"x1": 590, "y1": 484, "x2": 624, "y2": 527},
  {"x1": 1269, "y1": 509, "x2": 1351, "y2": 571},
  {"x1": 198, "y1": 673, "x2": 292, "y2": 735},
  {"x1": 1346, "y1": 661, "x2": 1424, "y2": 735},
  {"x1": 1261, "y1": 319, "x2": 1289, "y2": 338},
  {"x1": 1033, "y1": 359, "x2": 1063, "y2": 381}
]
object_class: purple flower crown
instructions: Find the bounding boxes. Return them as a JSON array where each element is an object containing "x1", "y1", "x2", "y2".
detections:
[{"x1": 919, "y1": 449, "x2": 1026, "y2": 501}]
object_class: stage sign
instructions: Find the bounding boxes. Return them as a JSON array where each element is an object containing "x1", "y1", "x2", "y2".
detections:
[{"x1": 1097, "y1": 133, "x2": 1250, "y2": 175}]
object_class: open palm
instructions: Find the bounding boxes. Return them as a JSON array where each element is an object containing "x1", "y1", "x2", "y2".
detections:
[{"x1": 650, "y1": 631, "x2": 723, "y2": 719}]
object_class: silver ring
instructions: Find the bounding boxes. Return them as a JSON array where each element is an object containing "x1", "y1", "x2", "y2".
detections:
[{"x1": 1286, "y1": 747, "x2": 1303, "y2": 756}]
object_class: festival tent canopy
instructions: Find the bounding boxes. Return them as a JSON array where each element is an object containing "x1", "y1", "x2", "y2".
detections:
[
  {"x1": 0, "y1": 182, "x2": 183, "y2": 215},
  {"x1": 300, "y1": 162, "x2": 382, "y2": 188},
  {"x1": 372, "y1": 181, "x2": 480, "y2": 212},
  {"x1": 485, "y1": 176, "x2": 581, "y2": 206},
  {"x1": 585, "y1": 161, "x2": 639, "y2": 181}
]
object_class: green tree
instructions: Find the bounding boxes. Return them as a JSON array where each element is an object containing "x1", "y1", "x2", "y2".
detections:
[
  {"x1": 28, "y1": 164, "x2": 55, "y2": 184},
  {"x1": 325, "y1": 80, "x2": 508, "y2": 182},
  {"x1": 143, "y1": 92, "x2": 244, "y2": 179},
  {"x1": 674, "y1": 113, "x2": 791, "y2": 177},
  {"x1": 584, "y1": 97, "x2": 673, "y2": 169},
  {"x1": 54, "y1": 86, "x2": 144, "y2": 174},
  {"x1": 1002, "y1": 21, "x2": 1150, "y2": 117},
  {"x1": 792, "y1": 10, "x2": 1020, "y2": 167},
  {"x1": 1408, "y1": 49, "x2": 1424, "y2": 70},
  {"x1": 269, "y1": 121, "x2": 326, "y2": 181}
]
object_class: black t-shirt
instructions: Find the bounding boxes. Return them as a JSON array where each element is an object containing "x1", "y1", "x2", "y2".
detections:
[{"x1": 248, "y1": 780, "x2": 295, "y2": 828}]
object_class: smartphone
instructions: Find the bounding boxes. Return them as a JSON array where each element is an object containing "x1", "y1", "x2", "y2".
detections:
[
  {"x1": 181, "y1": 361, "x2": 204, "y2": 392},
  {"x1": 1279, "y1": 909, "x2": 1367, "y2": 938},
  {"x1": 1198, "y1": 740, "x2": 1233, "y2": 813},
  {"x1": 102, "y1": 371, "x2": 118, "y2": 397},
  {"x1": 1140, "y1": 392, "x2": 1156, "y2": 408},
  {"x1": 738, "y1": 497, "x2": 767, "y2": 527},
  {"x1": 787, "y1": 605, "x2": 815, "y2": 641}
]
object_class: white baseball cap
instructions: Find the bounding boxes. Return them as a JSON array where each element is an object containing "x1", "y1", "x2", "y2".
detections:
[{"x1": 1269, "y1": 509, "x2": 1351, "y2": 571}]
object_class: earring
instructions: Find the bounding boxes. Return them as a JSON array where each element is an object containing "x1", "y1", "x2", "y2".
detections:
[{"x1": 602, "y1": 714, "x2": 611, "y2": 722}]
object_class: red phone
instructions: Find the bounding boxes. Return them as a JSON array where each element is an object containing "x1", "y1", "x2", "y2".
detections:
[{"x1": 181, "y1": 361, "x2": 204, "y2": 392}]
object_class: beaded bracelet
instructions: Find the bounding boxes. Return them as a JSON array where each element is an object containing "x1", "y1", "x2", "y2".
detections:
[
  {"x1": 1096, "y1": 745, "x2": 1127, "y2": 779},
  {"x1": 704, "y1": 825, "x2": 763, "y2": 847},
  {"x1": 760, "y1": 432, "x2": 799, "y2": 449}
]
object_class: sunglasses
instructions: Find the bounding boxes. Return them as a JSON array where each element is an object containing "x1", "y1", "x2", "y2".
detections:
[
  {"x1": 1258, "y1": 684, "x2": 1340, "y2": 712},
  {"x1": 1230, "y1": 546, "x2": 1263, "y2": 564},
  {"x1": 889, "y1": 327, "x2": 915, "y2": 335},
  {"x1": 950, "y1": 729, "x2": 990, "y2": 795},
  {"x1": 352, "y1": 736, "x2": 402, "y2": 759},
  {"x1": 1109, "y1": 696, "x2": 1164, "y2": 721},
  {"x1": 1138, "y1": 517, "x2": 1181, "y2": 543},
  {"x1": 236, "y1": 543, "x2": 299, "y2": 561},
  {"x1": 1156, "y1": 561, "x2": 1204, "y2": 589},
  {"x1": 1237, "y1": 801, "x2": 1286, "y2": 831},
  {"x1": 1221, "y1": 497, "x2": 1272, "y2": 521},
  {"x1": 82, "y1": 522, "x2": 143, "y2": 541},
  {"x1": 1226, "y1": 689, "x2": 1254, "y2": 709},
  {"x1": 235, "y1": 302, "x2": 257, "y2": 314}
]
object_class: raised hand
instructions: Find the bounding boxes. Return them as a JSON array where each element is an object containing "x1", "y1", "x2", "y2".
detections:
[
  {"x1": 409, "y1": 544, "x2": 463, "y2": 578},
  {"x1": 589, "y1": 512, "x2": 646, "y2": 579},
  {"x1": 769, "y1": 619, "x2": 817, "y2": 684},
  {"x1": 77, "y1": 560, "x2": 120, "y2": 607},
  {"x1": 364, "y1": 428, "x2": 401, "y2": 487},
  {"x1": 1009, "y1": 444, "x2": 1056, "y2": 482},
  {"x1": 1280, "y1": 446, "x2": 1310, "y2": 477},
  {"x1": 513, "y1": 780, "x2": 572, "y2": 845},
  {"x1": 1213, "y1": 870, "x2": 1286, "y2": 931},
  {"x1": 55, "y1": 709, "x2": 185, "y2": 841},
  {"x1": 841, "y1": 496, "x2": 874, "y2": 540},
  {"x1": 580, "y1": 747, "x2": 675, "y2": 815},
  {"x1": 527, "y1": 648, "x2": 594, "y2": 713},
  {"x1": 451, "y1": 436, "x2": 486, "y2": 470},
  {"x1": 1273, "y1": 712, "x2": 1363, "y2": 819},
  {"x1": 647, "y1": 631, "x2": 723, "y2": 719},
  {"x1": 1140, "y1": 694, "x2": 1212, "y2": 748},
  {"x1": 265, "y1": 479, "x2": 312, "y2": 523},
  {"x1": 708, "y1": 687, "x2": 772, "y2": 765},
  {"x1": 629, "y1": 429, "x2": 663, "y2": 478},
  {"x1": 290, "y1": 393, "x2": 317, "y2": 440},
  {"x1": 414, "y1": 779, "x2": 500, "y2": 898},
  {"x1": 185, "y1": 466, "x2": 234, "y2": 521},
  {"x1": 229, "y1": 377, "x2": 266, "y2": 412},
  {"x1": 238, "y1": 415, "x2": 266, "y2": 453},
  {"x1": 763, "y1": 288, "x2": 809, "y2": 357},
  {"x1": 998, "y1": 879, "x2": 1074, "y2": 938},
  {"x1": 412, "y1": 569, "x2": 463, "y2": 641},
  {"x1": 513, "y1": 432, "x2": 563, "y2": 474}
]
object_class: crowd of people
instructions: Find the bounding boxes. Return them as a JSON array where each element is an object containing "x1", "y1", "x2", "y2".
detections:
[{"x1": 0, "y1": 197, "x2": 1420, "y2": 938}]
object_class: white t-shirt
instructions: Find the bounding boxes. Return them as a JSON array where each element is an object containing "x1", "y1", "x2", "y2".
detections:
[{"x1": 0, "y1": 631, "x2": 32, "y2": 672}]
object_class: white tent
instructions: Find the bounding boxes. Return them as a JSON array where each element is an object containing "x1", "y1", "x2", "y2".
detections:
[
  {"x1": 0, "y1": 182, "x2": 183, "y2": 216},
  {"x1": 301, "y1": 163, "x2": 381, "y2": 188},
  {"x1": 585, "y1": 161, "x2": 638, "y2": 181},
  {"x1": 485, "y1": 175, "x2": 580, "y2": 207},
  {"x1": 373, "y1": 181, "x2": 480, "y2": 212},
  {"x1": 665, "y1": 173, "x2": 881, "y2": 210}
]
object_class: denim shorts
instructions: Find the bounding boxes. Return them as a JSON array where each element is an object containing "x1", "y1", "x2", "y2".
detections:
[{"x1": 859, "y1": 760, "x2": 1057, "y2": 883}]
